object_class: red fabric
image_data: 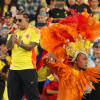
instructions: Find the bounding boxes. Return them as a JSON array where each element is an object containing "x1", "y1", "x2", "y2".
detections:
[
  {"x1": 1, "y1": 17, "x2": 5, "y2": 25},
  {"x1": 88, "y1": 0, "x2": 91, "y2": 6},
  {"x1": 46, "y1": 81, "x2": 59, "y2": 100},
  {"x1": 23, "y1": 95, "x2": 26, "y2": 99},
  {"x1": 47, "y1": 17, "x2": 52, "y2": 27},
  {"x1": 37, "y1": 50, "x2": 48, "y2": 71}
]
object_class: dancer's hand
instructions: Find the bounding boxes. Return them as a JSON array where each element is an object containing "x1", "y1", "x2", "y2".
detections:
[{"x1": 46, "y1": 52, "x2": 58, "y2": 63}]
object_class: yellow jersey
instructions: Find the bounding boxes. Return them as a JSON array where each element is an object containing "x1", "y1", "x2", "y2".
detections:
[
  {"x1": 37, "y1": 66, "x2": 49, "y2": 82},
  {"x1": 2, "y1": 81, "x2": 9, "y2": 100},
  {"x1": 0, "y1": 55, "x2": 11, "y2": 70},
  {"x1": 8, "y1": 25, "x2": 40, "y2": 70}
]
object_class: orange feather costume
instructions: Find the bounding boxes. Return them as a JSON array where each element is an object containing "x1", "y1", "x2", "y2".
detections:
[{"x1": 40, "y1": 10, "x2": 100, "y2": 100}]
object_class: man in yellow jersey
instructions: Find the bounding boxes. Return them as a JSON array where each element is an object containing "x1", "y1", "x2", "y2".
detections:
[{"x1": 6, "y1": 10, "x2": 40, "y2": 100}]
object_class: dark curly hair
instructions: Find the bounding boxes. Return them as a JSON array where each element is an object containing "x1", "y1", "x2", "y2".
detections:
[{"x1": 0, "y1": 37, "x2": 7, "y2": 46}]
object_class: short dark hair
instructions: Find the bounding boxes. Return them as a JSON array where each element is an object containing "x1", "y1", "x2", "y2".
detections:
[
  {"x1": 0, "y1": 37, "x2": 7, "y2": 46},
  {"x1": 93, "y1": 41, "x2": 100, "y2": 48},
  {"x1": 8, "y1": 3, "x2": 19, "y2": 11},
  {"x1": 17, "y1": 10, "x2": 29, "y2": 19}
]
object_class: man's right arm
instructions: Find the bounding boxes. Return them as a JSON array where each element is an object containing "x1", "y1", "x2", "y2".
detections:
[{"x1": 6, "y1": 35, "x2": 14, "y2": 50}]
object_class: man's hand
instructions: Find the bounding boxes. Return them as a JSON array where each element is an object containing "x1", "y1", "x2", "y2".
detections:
[
  {"x1": 12, "y1": 35, "x2": 21, "y2": 45},
  {"x1": 11, "y1": 24, "x2": 19, "y2": 35},
  {"x1": 12, "y1": 24, "x2": 18, "y2": 29},
  {"x1": 1, "y1": 29, "x2": 10, "y2": 36}
]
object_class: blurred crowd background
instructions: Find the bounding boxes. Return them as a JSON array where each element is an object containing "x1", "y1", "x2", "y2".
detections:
[{"x1": 0, "y1": 0, "x2": 100, "y2": 100}]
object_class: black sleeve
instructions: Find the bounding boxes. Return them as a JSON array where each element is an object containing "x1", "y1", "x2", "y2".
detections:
[
  {"x1": 46, "y1": 0, "x2": 50, "y2": 5},
  {"x1": 87, "y1": 5, "x2": 92, "y2": 14},
  {"x1": 49, "y1": 10, "x2": 52, "y2": 17},
  {"x1": 2, "y1": 65, "x2": 9, "y2": 73}
]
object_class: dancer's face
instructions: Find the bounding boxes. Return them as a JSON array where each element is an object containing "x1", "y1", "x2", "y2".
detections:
[{"x1": 76, "y1": 53, "x2": 88, "y2": 70}]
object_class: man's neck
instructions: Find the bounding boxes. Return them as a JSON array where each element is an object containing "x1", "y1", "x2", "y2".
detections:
[{"x1": 24, "y1": 23, "x2": 29, "y2": 30}]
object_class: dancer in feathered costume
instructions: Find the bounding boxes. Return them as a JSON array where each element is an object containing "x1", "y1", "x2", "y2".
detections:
[{"x1": 40, "y1": 10, "x2": 100, "y2": 100}]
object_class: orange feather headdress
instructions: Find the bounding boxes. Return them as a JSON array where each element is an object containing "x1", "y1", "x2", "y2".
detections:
[
  {"x1": 40, "y1": 9, "x2": 100, "y2": 60},
  {"x1": 40, "y1": 10, "x2": 100, "y2": 100}
]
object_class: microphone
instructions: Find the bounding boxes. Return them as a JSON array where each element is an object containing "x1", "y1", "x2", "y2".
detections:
[{"x1": 9, "y1": 28, "x2": 17, "y2": 34}]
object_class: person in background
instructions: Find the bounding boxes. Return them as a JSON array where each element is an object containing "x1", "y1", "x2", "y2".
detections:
[
  {"x1": 88, "y1": 41, "x2": 100, "y2": 67},
  {"x1": 71, "y1": 0, "x2": 91, "y2": 14},
  {"x1": 0, "y1": 37, "x2": 10, "y2": 100},
  {"x1": 46, "y1": 74, "x2": 59, "y2": 100},
  {"x1": 0, "y1": 0, "x2": 11, "y2": 25},
  {"x1": 30, "y1": 5, "x2": 48, "y2": 27},
  {"x1": 37, "y1": 13, "x2": 46, "y2": 23},
  {"x1": 8, "y1": 3, "x2": 19, "y2": 19},
  {"x1": 35, "y1": 13, "x2": 48, "y2": 29},
  {"x1": 66, "y1": 0, "x2": 79, "y2": 12},
  {"x1": 42, "y1": 73, "x2": 59, "y2": 100},
  {"x1": 36, "y1": 5, "x2": 48, "y2": 14},
  {"x1": 37, "y1": 64, "x2": 51, "y2": 95},
  {"x1": 89, "y1": 56, "x2": 100, "y2": 100},
  {"x1": 7, "y1": 10, "x2": 40, "y2": 100},
  {"x1": 66, "y1": 0, "x2": 76, "y2": 8},
  {"x1": 36, "y1": 45, "x2": 51, "y2": 95},
  {"x1": 90, "y1": 0, "x2": 100, "y2": 21},
  {"x1": 49, "y1": 0, "x2": 68, "y2": 23},
  {"x1": 0, "y1": 11, "x2": 14, "y2": 38},
  {"x1": 17, "y1": 0, "x2": 42, "y2": 22}
]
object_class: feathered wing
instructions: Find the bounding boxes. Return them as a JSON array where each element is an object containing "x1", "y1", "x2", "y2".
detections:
[
  {"x1": 43, "y1": 56, "x2": 100, "y2": 98},
  {"x1": 74, "y1": 67, "x2": 100, "y2": 97}
]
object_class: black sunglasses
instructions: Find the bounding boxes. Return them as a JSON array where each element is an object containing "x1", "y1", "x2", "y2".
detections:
[{"x1": 15, "y1": 19, "x2": 22, "y2": 22}]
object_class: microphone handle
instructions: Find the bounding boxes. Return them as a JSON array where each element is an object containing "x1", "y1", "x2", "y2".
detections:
[{"x1": 9, "y1": 28, "x2": 16, "y2": 34}]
